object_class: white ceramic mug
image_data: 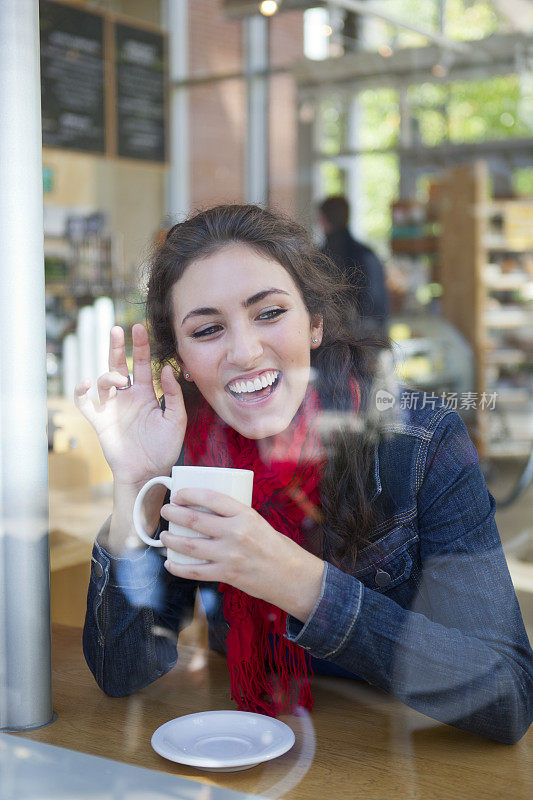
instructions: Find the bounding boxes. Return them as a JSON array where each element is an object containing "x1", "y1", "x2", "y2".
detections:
[{"x1": 132, "y1": 466, "x2": 254, "y2": 565}]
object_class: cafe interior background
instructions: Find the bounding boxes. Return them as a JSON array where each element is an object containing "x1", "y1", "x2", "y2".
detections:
[{"x1": 2, "y1": 0, "x2": 533, "y2": 795}]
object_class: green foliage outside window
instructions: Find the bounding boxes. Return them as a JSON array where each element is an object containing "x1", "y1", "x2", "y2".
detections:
[
  {"x1": 365, "y1": 0, "x2": 501, "y2": 48},
  {"x1": 444, "y1": 0, "x2": 500, "y2": 42},
  {"x1": 320, "y1": 162, "x2": 346, "y2": 197},
  {"x1": 358, "y1": 89, "x2": 400, "y2": 150},
  {"x1": 448, "y1": 75, "x2": 533, "y2": 142},
  {"x1": 315, "y1": 0, "x2": 530, "y2": 249},
  {"x1": 360, "y1": 153, "x2": 399, "y2": 248},
  {"x1": 407, "y1": 76, "x2": 533, "y2": 147},
  {"x1": 408, "y1": 83, "x2": 448, "y2": 146},
  {"x1": 319, "y1": 97, "x2": 346, "y2": 156},
  {"x1": 514, "y1": 168, "x2": 533, "y2": 197}
]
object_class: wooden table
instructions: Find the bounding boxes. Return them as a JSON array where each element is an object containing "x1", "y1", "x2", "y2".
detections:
[
  {"x1": 49, "y1": 488, "x2": 113, "y2": 626},
  {"x1": 15, "y1": 625, "x2": 533, "y2": 799}
]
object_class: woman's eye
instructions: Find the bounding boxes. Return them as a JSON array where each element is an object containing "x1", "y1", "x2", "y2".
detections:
[
  {"x1": 190, "y1": 309, "x2": 286, "y2": 338},
  {"x1": 258, "y1": 308, "x2": 286, "y2": 321},
  {"x1": 191, "y1": 325, "x2": 221, "y2": 338}
]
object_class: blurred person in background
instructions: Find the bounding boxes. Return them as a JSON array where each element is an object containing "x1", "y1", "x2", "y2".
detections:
[{"x1": 319, "y1": 195, "x2": 389, "y2": 336}]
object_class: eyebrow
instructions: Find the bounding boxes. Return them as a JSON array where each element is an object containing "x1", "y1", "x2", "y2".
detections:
[{"x1": 180, "y1": 288, "x2": 291, "y2": 326}]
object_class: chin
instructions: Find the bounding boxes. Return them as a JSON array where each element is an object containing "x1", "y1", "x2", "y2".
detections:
[
  {"x1": 230, "y1": 414, "x2": 292, "y2": 440},
  {"x1": 233, "y1": 421, "x2": 286, "y2": 440}
]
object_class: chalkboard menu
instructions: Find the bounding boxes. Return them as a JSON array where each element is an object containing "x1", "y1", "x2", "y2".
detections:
[
  {"x1": 40, "y1": 0, "x2": 105, "y2": 153},
  {"x1": 115, "y1": 23, "x2": 166, "y2": 162}
]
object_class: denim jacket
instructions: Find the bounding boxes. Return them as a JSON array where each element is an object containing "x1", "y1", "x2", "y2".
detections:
[{"x1": 83, "y1": 389, "x2": 533, "y2": 744}]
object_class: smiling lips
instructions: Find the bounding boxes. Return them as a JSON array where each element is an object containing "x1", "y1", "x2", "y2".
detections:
[{"x1": 226, "y1": 370, "x2": 281, "y2": 402}]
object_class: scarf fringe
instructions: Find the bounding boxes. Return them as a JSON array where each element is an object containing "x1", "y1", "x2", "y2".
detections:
[
  {"x1": 183, "y1": 384, "x2": 358, "y2": 717},
  {"x1": 225, "y1": 600, "x2": 314, "y2": 716}
]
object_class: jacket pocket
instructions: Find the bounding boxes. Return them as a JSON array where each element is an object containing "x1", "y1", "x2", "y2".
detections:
[{"x1": 351, "y1": 525, "x2": 418, "y2": 593}]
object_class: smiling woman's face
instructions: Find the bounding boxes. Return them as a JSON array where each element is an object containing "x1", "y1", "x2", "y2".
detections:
[{"x1": 171, "y1": 243, "x2": 323, "y2": 440}]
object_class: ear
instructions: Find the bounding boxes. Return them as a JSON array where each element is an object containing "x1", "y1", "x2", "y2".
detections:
[
  {"x1": 310, "y1": 314, "x2": 323, "y2": 348},
  {"x1": 174, "y1": 353, "x2": 192, "y2": 381}
]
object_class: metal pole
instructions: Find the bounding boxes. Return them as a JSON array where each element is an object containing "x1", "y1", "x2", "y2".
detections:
[
  {"x1": 244, "y1": 15, "x2": 269, "y2": 205},
  {"x1": 165, "y1": 0, "x2": 190, "y2": 222},
  {"x1": 0, "y1": 0, "x2": 53, "y2": 731},
  {"x1": 346, "y1": 92, "x2": 362, "y2": 239},
  {"x1": 326, "y1": 0, "x2": 470, "y2": 55},
  {"x1": 296, "y1": 91, "x2": 315, "y2": 233}
]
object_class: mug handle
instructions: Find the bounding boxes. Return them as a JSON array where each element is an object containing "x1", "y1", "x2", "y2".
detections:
[{"x1": 132, "y1": 476, "x2": 172, "y2": 547}]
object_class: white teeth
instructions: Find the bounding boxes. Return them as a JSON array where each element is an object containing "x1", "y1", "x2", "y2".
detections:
[{"x1": 228, "y1": 370, "x2": 279, "y2": 395}]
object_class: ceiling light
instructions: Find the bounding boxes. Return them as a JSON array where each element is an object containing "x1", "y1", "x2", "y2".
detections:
[
  {"x1": 431, "y1": 63, "x2": 447, "y2": 78},
  {"x1": 259, "y1": 1, "x2": 279, "y2": 16}
]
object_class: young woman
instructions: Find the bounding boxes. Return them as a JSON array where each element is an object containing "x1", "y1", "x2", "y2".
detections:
[{"x1": 76, "y1": 204, "x2": 533, "y2": 744}]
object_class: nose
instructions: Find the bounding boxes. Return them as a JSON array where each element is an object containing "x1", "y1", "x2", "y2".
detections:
[{"x1": 226, "y1": 323, "x2": 264, "y2": 369}]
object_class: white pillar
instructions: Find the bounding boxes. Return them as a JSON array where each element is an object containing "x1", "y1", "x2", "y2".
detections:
[
  {"x1": 346, "y1": 91, "x2": 363, "y2": 238},
  {"x1": 244, "y1": 15, "x2": 269, "y2": 205},
  {"x1": 165, "y1": 0, "x2": 190, "y2": 223},
  {"x1": 0, "y1": 0, "x2": 53, "y2": 731}
]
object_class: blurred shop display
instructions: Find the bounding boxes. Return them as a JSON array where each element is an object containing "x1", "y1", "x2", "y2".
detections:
[
  {"x1": 390, "y1": 316, "x2": 473, "y2": 400},
  {"x1": 391, "y1": 195, "x2": 440, "y2": 278},
  {"x1": 389, "y1": 161, "x2": 533, "y2": 460},
  {"x1": 386, "y1": 257, "x2": 442, "y2": 317},
  {"x1": 40, "y1": 0, "x2": 167, "y2": 399},
  {"x1": 44, "y1": 207, "x2": 124, "y2": 397},
  {"x1": 62, "y1": 297, "x2": 115, "y2": 402},
  {"x1": 438, "y1": 162, "x2": 533, "y2": 458},
  {"x1": 387, "y1": 188, "x2": 442, "y2": 317},
  {"x1": 44, "y1": 207, "x2": 120, "y2": 292}
]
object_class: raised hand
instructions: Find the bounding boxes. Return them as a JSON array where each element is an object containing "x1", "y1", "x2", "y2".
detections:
[{"x1": 74, "y1": 323, "x2": 187, "y2": 487}]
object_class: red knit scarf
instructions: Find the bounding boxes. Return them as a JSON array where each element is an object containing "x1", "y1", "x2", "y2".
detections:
[{"x1": 183, "y1": 381, "x2": 359, "y2": 716}]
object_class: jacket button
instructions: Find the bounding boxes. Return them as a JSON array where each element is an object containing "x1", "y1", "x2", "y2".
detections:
[
  {"x1": 375, "y1": 569, "x2": 391, "y2": 588},
  {"x1": 93, "y1": 562, "x2": 104, "y2": 578}
]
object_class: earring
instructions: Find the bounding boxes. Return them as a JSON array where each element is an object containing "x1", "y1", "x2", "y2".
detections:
[
  {"x1": 312, "y1": 338, "x2": 318, "y2": 344},
  {"x1": 185, "y1": 373, "x2": 190, "y2": 379}
]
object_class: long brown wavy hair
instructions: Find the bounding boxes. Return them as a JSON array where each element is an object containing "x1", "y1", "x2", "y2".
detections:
[{"x1": 145, "y1": 204, "x2": 390, "y2": 569}]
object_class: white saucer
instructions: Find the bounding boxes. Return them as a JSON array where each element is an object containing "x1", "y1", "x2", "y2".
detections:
[{"x1": 151, "y1": 710, "x2": 295, "y2": 772}]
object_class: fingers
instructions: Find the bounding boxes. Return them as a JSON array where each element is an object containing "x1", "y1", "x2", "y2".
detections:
[
  {"x1": 163, "y1": 556, "x2": 217, "y2": 583},
  {"x1": 160, "y1": 364, "x2": 186, "y2": 423},
  {"x1": 170, "y1": 488, "x2": 246, "y2": 518},
  {"x1": 160, "y1": 529, "x2": 224, "y2": 568},
  {"x1": 97, "y1": 370, "x2": 131, "y2": 404},
  {"x1": 108, "y1": 326, "x2": 130, "y2": 378},
  {"x1": 131, "y1": 323, "x2": 154, "y2": 386},
  {"x1": 74, "y1": 379, "x2": 97, "y2": 426},
  {"x1": 109, "y1": 323, "x2": 155, "y2": 392},
  {"x1": 161, "y1": 504, "x2": 222, "y2": 538}
]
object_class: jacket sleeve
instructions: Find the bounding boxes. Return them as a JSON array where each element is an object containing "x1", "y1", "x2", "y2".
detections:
[
  {"x1": 83, "y1": 513, "x2": 198, "y2": 698},
  {"x1": 285, "y1": 411, "x2": 533, "y2": 743}
]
